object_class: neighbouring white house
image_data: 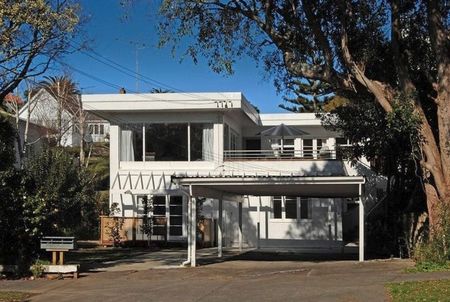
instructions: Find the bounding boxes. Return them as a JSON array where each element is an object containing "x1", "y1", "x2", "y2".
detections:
[
  {"x1": 19, "y1": 88, "x2": 109, "y2": 147},
  {"x1": 82, "y1": 92, "x2": 386, "y2": 266}
]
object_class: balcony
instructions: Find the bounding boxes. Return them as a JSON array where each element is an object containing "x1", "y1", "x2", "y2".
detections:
[{"x1": 224, "y1": 147, "x2": 337, "y2": 161}]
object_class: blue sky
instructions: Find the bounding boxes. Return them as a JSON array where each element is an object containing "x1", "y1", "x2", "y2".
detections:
[{"x1": 62, "y1": 0, "x2": 285, "y2": 113}]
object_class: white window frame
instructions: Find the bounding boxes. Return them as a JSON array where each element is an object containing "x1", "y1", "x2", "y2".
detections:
[
  {"x1": 271, "y1": 196, "x2": 312, "y2": 221},
  {"x1": 120, "y1": 122, "x2": 214, "y2": 163}
]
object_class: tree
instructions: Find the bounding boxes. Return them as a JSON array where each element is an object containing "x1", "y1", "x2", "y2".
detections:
[
  {"x1": 157, "y1": 0, "x2": 449, "y2": 231},
  {"x1": 0, "y1": 114, "x2": 16, "y2": 169},
  {"x1": 140, "y1": 195, "x2": 153, "y2": 247},
  {"x1": 0, "y1": 148, "x2": 98, "y2": 268},
  {"x1": 0, "y1": 0, "x2": 82, "y2": 100},
  {"x1": 38, "y1": 75, "x2": 88, "y2": 165}
]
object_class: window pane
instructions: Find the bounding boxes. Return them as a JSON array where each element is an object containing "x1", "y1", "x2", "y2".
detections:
[
  {"x1": 190, "y1": 123, "x2": 214, "y2": 161},
  {"x1": 303, "y1": 139, "x2": 313, "y2": 158},
  {"x1": 169, "y1": 226, "x2": 183, "y2": 236},
  {"x1": 170, "y1": 216, "x2": 183, "y2": 225},
  {"x1": 300, "y1": 198, "x2": 310, "y2": 219},
  {"x1": 100, "y1": 124, "x2": 104, "y2": 135},
  {"x1": 285, "y1": 197, "x2": 297, "y2": 219},
  {"x1": 224, "y1": 124, "x2": 230, "y2": 150},
  {"x1": 120, "y1": 124, "x2": 143, "y2": 161},
  {"x1": 145, "y1": 123, "x2": 188, "y2": 161},
  {"x1": 170, "y1": 196, "x2": 183, "y2": 206},
  {"x1": 94, "y1": 124, "x2": 98, "y2": 134},
  {"x1": 273, "y1": 196, "x2": 282, "y2": 219}
]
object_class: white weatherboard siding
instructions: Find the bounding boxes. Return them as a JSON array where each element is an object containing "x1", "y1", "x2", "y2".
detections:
[{"x1": 83, "y1": 92, "x2": 385, "y2": 263}]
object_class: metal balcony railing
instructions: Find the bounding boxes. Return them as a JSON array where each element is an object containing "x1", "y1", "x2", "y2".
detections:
[{"x1": 224, "y1": 147, "x2": 337, "y2": 160}]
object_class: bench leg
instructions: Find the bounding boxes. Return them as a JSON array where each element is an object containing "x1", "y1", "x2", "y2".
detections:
[
  {"x1": 59, "y1": 251, "x2": 64, "y2": 265},
  {"x1": 52, "y1": 252, "x2": 57, "y2": 265}
]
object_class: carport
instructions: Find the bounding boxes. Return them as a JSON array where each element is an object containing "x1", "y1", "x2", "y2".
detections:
[{"x1": 173, "y1": 175, "x2": 366, "y2": 267}]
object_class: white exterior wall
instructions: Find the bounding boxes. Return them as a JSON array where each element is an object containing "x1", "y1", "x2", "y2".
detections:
[
  {"x1": 202, "y1": 196, "x2": 344, "y2": 249},
  {"x1": 83, "y1": 92, "x2": 386, "y2": 245}
]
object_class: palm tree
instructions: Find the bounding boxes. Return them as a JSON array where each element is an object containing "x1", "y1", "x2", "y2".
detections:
[{"x1": 39, "y1": 76, "x2": 86, "y2": 163}]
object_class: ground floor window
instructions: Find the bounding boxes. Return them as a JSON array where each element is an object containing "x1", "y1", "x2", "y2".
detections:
[{"x1": 272, "y1": 196, "x2": 312, "y2": 220}]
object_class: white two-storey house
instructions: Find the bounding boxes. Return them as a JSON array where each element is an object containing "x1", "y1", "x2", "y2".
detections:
[{"x1": 83, "y1": 92, "x2": 385, "y2": 266}]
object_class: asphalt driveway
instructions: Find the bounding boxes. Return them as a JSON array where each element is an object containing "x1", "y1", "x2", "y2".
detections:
[{"x1": 1, "y1": 250, "x2": 450, "y2": 302}]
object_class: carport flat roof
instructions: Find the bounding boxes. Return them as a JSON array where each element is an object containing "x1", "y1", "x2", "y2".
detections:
[{"x1": 173, "y1": 175, "x2": 365, "y2": 198}]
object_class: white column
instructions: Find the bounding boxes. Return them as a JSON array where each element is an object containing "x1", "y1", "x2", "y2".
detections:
[
  {"x1": 238, "y1": 201, "x2": 243, "y2": 252},
  {"x1": 190, "y1": 193, "x2": 197, "y2": 267},
  {"x1": 185, "y1": 192, "x2": 191, "y2": 266},
  {"x1": 218, "y1": 198, "x2": 223, "y2": 257},
  {"x1": 358, "y1": 185, "x2": 365, "y2": 262}
]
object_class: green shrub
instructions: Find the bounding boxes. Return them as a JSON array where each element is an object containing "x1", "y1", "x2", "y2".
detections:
[
  {"x1": 30, "y1": 259, "x2": 49, "y2": 278},
  {"x1": 412, "y1": 204, "x2": 450, "y2": 271}
]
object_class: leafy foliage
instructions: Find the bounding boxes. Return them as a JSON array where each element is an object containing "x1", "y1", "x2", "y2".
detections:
[
  {"x1": 0, "y1": 148, "x2": 98, "y2": 268},
  {"x1": 0, "y1": 0, "x2": 82, "y2": 100},
  {"x1": 0, "y1": 115, "x2": 15, "y2": 169},
  {"x1": 106, "y1": 203, "x2": 125, "y2": 247}
]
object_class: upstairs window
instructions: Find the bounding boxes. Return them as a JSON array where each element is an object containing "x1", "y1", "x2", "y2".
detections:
[
  {"x1": 120, "y1": 124, "x2": 143, "y2": 161},
  {"x1": 120, "y1": 123, "x2": 213, "y2": 162}
]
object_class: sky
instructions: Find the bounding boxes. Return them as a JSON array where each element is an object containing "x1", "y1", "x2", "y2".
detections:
[{"x1": 61, "y1": 0, "x2": 286, "y2": 113}]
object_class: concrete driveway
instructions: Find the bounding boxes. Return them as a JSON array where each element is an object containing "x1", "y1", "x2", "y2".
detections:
[{"x1": 1, "y1": 250, "x2": 450, "y2": 302}]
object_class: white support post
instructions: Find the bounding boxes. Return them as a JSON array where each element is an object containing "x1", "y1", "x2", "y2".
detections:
[
  {"x1": 182, "y1": 191, "x2": 191, "y2": 267},
  {"x1": 218, "y1": 198, "x2": 223, "y2": 257},
  {"x1": 190, "y1": 186, "x2": 197, "y2": 267},
  {"x1": 358, "y1": 184, "x2": 365, "y2": 262},
  {"x1": 238, "y1": 201, "x2": 243, "y2": 252}
]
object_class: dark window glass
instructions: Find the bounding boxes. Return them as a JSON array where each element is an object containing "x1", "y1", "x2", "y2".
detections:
[
  {"x1": 152, "y1": 196, "x2": 166, "y2": 216},
  {"x1": 100, "y1": 124, "x2": 104, "y2": 135},
  {"x1": 224, "y1": 124, "x2": 230, "y2": 150},
  {"x1": 336, "y1": 137, "x2": 347, "y2": 145},
  {"x1": 190, "y1": 123, "x2": 214, "y2": 161},
  {"x1": 170, "y1": 196, "x2": 183, "y2": 205},
  {"x1": 285, "y1": 197, "x2": 297, "y2": 219},
  {"x1": 300, "y1": 198, "x2": 310, "y2": 219},
  {"x1": 273, "y1": 197, "x2": 282, "y2": 219},
  {"x1": 170, "y1": 205, "x2": 182, "y2": 215},
  {"x1": 145, "y1": 123, "x2": 188, "y2": 161},
  {"x1": 120, "y1": 124, "x2": 143, "y2": 161},
  {"x1": 94, "y1": 124, "x2": 98, "y2": 134},
  {"x1": 169, "y1": 226, "x2": 183, "y2": 236},
  {"x1": 303, "y1": 139, "x2": 313, "y2": 158},
  {"x1": 170, "y1": 216, "x2": 183, "y2": 225}
]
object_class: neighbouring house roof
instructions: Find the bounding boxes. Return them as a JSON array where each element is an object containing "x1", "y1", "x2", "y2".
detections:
[{"x1": 3, "y1": 93, "x2": 25, "y2": 106}]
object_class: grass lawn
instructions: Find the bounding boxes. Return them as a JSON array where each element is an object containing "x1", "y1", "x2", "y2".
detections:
[
  {"x1": 406, "y1": 261, "x2": 450, "y2": 273},
  {"x1": 0, "y1": 291, "x2": 32, "y2": 302},
  {"x1": 387, "y1": 279, "x2": 450, "y2": 302}
]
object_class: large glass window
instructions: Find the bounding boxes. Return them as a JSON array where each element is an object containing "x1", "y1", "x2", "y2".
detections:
[
  {"x1": 120, "y1": 124, "x2": 143, "y2": 161},
  {"x1": 190, "y1": 123, "x2": 214, "y2": 161},
  {"x1": 121, "y1": 123, "x2": 214, "y2": 162},
  {"x1": 272, "y1": 196, "x2": 282, "y2": 219},
  {"x1": 285, "y1": 196, "x2": 298, "y2": 219},
  {"x1": 145, "y1": 123, "x2": 188, "y2": 161},
  {"x1": 300, "y1": 198, "x2": 311, "y2": 219}
]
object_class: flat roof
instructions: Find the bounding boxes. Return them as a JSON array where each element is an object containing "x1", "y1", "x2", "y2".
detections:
[{"x1": 82, "y1": 92, "x2": 260, "y2": 125}]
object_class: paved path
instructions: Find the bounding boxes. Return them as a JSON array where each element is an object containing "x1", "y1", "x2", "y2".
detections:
[{"x1": 2, "y1": 257, "x2": 450, "y2": 302}]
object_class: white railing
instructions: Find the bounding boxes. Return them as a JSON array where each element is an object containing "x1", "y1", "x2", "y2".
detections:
[{"x1": 224, "y1": 147, "x2": 337, "y2": 160}]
